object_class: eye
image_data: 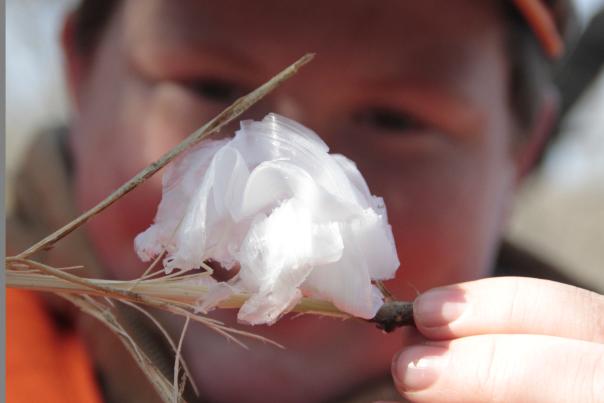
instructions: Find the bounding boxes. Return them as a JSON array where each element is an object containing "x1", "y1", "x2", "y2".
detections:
[
  {"x1": 182, "y1": 77, "x2": 248, "y2": 104},
  {"x1": 355, "y1": 107, "x2": 423, "y2": 133}
]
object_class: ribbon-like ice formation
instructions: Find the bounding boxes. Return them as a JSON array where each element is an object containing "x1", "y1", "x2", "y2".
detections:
[{"x1": 135, "y1": 114, "x2": 399, "y2": 325}]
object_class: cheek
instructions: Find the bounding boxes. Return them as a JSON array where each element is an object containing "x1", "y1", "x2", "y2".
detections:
[
  {"x1": 333, "y1": 133, "x2": 515, "y2": 298},
  {"x1": 117, "y1": 83, "x2": 225, "y2": 229},
  {"x1": 72, "y1": 73, "x2": 223, "y2": 277}
]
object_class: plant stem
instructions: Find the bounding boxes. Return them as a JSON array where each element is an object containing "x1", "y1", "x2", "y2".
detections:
[
  {"x1": 6, "y1": 262, "x2": 415, "y2": 331},
  {"x1": 370, "y1": 300, "x2": 415, "y2": 332},
  {"x1": 17, "y1": 53, "x2": 315, "y2": 258}
]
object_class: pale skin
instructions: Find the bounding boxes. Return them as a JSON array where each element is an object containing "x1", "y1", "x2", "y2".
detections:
[{"x1": 60, "y1": 0, "x2": 603, "y2": 401}]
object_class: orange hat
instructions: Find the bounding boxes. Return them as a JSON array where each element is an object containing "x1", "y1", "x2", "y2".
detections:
[{"x1": 513, "y1": 0, "x2": 574, "y2": 58}]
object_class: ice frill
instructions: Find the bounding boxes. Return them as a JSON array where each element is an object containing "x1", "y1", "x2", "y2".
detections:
[{"x1": 135, "y1": 114, "x2": 399, "y2": 325}]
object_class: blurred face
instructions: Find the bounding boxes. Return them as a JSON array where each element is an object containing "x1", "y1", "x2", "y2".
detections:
[
  {"x1": 66, "y1": 0, "x2": 524, "y2": 399},
  {"x1": 70, "y1": 0, "x2": 518, "y2": 287}
]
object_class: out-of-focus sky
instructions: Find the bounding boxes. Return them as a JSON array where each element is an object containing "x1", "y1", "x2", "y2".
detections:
[
  {"x1": 6, "y1": 0, "x2": 75, "y2": 181},
  {"x1": 5, "y1": 0, "x2": 604, "y2": 288},
  {"x1": 576, "y1": 0, "x2": 604, "y2": 23}
]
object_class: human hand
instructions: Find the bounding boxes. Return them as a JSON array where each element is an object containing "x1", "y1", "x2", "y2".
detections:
[{"x1": 391, "y1": 277, "x2": 604, "y2": 402}]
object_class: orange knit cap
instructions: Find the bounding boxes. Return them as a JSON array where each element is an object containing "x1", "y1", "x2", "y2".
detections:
[{"x1": 513, "y1": 0, "x2": 574, "y2": 58}]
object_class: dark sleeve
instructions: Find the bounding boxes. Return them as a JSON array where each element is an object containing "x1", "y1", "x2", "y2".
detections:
[{"x1": 494, "y1": 239, "x2": 594, "y2": 291}]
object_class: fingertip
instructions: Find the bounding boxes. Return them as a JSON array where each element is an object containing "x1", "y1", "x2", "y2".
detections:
[
  {"x1": 391, "y1": 345, "x2": 448, "y2": 394},
  {"x1": 413, "y1": 287, "x2": 467, "y2": 337}
]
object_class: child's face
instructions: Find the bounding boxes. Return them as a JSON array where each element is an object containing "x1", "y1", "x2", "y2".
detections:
[{"x1": 67, "y1": 0, "x2": 518, "y2": 298}]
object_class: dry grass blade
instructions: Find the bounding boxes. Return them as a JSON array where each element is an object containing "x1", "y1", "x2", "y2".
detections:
[
  {"x1": 5, "y1": 54, "x2": 322, "y2": 403},
  {"x1": 6, "y1": 261, "x2": 348, "y2": 320},
  {"x1": 59, "y1": 293, "x2": 185, "y2": 403},
  {"x1": 4, "y1": 53, "x2": 414, "y2": 403},
  {"x1": 16, "y1": 53, "x2": 315, "y2": 258},
  {"x1": 6, "y1": 258, "x2": 284, "y2": 345},
  {"x1": 173, "y1": 316, "x2": 190, "y2": 403},
  {"x1": 129, "y1": 251, "x2": 166, "y2": 290},
  {"x1": 7, "y1": 263, "x2": 414, "y2": 329},
  {"x1": 120, "y1": 300, "x2": 199, "y2": 397}
]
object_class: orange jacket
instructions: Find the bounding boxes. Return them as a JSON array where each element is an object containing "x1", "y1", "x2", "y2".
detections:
[{"x1": 6, "y1": 289, "x2": 101, "y2": 403}]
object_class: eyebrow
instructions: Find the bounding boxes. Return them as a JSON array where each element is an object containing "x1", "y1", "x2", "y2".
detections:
[
  {"x1": 133, "y1": 2, "x2": 491, "y2": 138},
  {"x1": 134, "y1": 34, "x2": 486, "y2": 140},
  {"x1": 132, "y1": 27, "x2": 266, "y2": 78}
]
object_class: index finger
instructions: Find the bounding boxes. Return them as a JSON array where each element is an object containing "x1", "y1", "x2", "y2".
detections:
[{"x1": 413, "y1": 276, "x2": 604, "y2": 342}]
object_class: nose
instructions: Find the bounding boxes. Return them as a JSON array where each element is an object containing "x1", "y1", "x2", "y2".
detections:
[
  {"x1": 270, "y1": 94, "x2": 335, "y2": 141},
  {"x1": 272, "y1": 94, "x2": 306, "y2": 122}
]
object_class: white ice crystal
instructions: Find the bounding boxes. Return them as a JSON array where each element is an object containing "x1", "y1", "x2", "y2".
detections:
[{"x1": 135, "y1": 114, "x2": 399, "y2": 325}]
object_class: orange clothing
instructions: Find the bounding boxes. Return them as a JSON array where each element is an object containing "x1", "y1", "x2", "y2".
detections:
[
  {"x1": 6, "y1": 131, "x2": 172, "y2": 403},
  {"x1": 6, "y1": 289, "x2": 101, "y2": 403}
]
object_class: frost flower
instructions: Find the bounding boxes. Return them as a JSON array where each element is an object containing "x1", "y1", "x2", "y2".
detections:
[{"x1": 135, "y1": 114, "x2": 399, "y2": 325}]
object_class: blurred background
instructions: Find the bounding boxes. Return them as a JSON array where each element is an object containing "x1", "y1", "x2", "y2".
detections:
[{"x1": 6, "y1": 0, "x2": 603, "y2": 287}]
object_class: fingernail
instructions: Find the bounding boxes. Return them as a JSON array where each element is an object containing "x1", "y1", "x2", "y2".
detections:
[
  {"x1": 414, "y1": 288, "x2": 467, "y2": 328},
  {"x1": 392, "y1": 345, "x2": 448, "y2": 392}
]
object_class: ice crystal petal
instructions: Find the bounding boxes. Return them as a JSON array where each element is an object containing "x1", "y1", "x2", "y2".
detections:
[{"x1": 135, "y1": 114, "x2": 399, "y2": 324}]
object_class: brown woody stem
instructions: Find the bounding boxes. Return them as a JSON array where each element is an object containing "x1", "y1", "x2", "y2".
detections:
[{"x1": 370, "y1": 300, "x2": 415, "y2": 332}]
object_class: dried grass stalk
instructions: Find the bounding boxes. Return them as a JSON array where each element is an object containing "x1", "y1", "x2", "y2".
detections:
[
  {"x1": 16, "y1": 53, "x2": 315, "y2": 259},
  {"x1": 6, "y1": 55, "x2": 315, "y2": 403},
  {"x1": 5, "y1": 53, "x2": 413, "y2": 403}
]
